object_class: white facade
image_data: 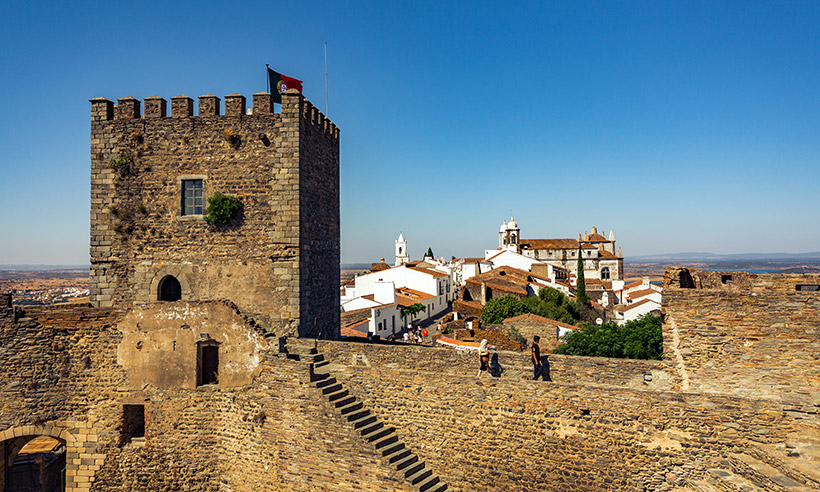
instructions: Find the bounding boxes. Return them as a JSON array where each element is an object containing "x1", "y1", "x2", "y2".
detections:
[
  {"x1": 342, "y1": 265, "x2": 454, "y2": 325},
  {"x1": 615, "y1": 298, "x2": 661, "y2": 325},
  {"x1": 395, "y1": 233, "x2": 409, "y2": 266}
]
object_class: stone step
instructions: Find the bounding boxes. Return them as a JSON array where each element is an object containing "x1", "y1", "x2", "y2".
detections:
[
  {"x1": 314, "y1": 376, "x2": 336, "y2": 388},
  {"x1": 350, "y1": 414, "x2": 377, "y2": 429},
  {"x1": 321, "y1": 383, "x2": 343, "y2": 395},
  {"x1": 707, "y1": 468, "x2": 768, "y2": 492},
  {"x1": 729, "y1": 453, "x2": 806, "y2": 490},
  {"x1": 373, "y1": 433, "x2": 399, "y2": 449},
  {"x1": 417, "y1": 474, "x2": 441, "y2": 492},
  {"x1": 345, "y1": 409, "x2": 370, "y2": 421},
  {"x1": 407, "y1": 467, "x2": 433, "y2": 485},
  {"x1": 326, "y1": 388, "x2": 349, "y2": 401},
  {"x1": 403, "y1": 461, "x2": 426, "y2": 478},
  {"x1": 358, "y1": 421, "x2": 384, "y2": 437},
  {"x1": 394, "y1": 454, "x2": 419, "y2": 471},
  {"x1": 333, "y1": 395, "x2": 356, "y2": 408},
  {"x1": 314, "y1": 359, "x2": 329, "y2": 369},
  {"x1": 426, "y1": 484, "x2": 448, "y2": 492},
  {"x1": 379, "y1": 441, "x2": 405, "y2": 457},
  {"x1": 364, "y1": 426, "x2": 395, "y2": 443},
  {"x1": 339, "y1": 401, "x2": 364, "y2": 415},
  {"x1": 384, "y1": 448, "x2": 412, "y2": 464}
]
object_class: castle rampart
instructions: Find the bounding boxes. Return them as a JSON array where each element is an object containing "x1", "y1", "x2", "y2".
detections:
[
  {"x1": 89, "y1": 91, "x2": 339, "y2": 338},
  {"x1": 663, "y1": 268, "x2": 820, "y2": 408}
]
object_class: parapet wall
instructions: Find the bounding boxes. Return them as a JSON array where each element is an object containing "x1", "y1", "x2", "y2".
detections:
[
  {"x1": 317, "y1": 340, "x2": 678, "y2": 390},
  {"x1": 663, "y1": 267, "x2": 820, "y2": 409}
]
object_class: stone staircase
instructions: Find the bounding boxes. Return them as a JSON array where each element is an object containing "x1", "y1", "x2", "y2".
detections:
[{"x1": 285, "y1": 339, "x2": 449, "y2": 492}]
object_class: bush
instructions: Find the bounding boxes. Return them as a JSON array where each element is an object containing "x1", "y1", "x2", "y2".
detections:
[
  {"x1": 506, "y1": 325, "x2": 526, "y2": 345},
  {"x1": 205, "y1": 192, "x2": 242, "y2": 226},
  {"x1": 553, "y1": 314, "x2": 662, "y2": 360},
  {"x1": 482, "y1": 296, "x2": 526, "y2": 324},
  {"x1": 109, "y1": 155, "x2": 133, "y2": 176}
]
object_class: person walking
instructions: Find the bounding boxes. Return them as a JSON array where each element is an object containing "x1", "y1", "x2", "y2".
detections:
[
  {"x1": 477, "y1": 339, "x2": 491, "y2": 377},
  {"x1": 532, "y1": 335, "x2": 544, "y2": 381}
]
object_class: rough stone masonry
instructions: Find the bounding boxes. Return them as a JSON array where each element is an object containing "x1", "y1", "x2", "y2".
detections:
[
  {"x1": 89, "y1": 90, "x2": 340, "y2": 338},
  {"x1": 0, "y1": 87, "x2": 819, "y2": 491}
]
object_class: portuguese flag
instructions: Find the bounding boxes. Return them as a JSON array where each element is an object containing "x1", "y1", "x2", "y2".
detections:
[{"x1": 267, "y1": 67, "x2": 303, "y2": 103}]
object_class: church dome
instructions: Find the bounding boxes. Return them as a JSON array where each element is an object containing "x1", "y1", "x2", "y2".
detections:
[
  {"x1": 499, "y1": 221, "x2": 507, "y2": 232},
  {"x1": 508, "y1": 217, "x2": 518, "y2": 229}
]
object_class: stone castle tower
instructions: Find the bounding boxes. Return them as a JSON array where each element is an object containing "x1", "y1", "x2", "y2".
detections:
[{"x1": 89, "y1": 90, "x2": 340, "y2": 338}]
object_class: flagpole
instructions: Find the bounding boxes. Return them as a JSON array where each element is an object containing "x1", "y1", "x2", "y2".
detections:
[
  {"x1": 324, "y1": 42, "x2": 329, "y2": 116},
  {"x1": 266, "y1": 64, "x2": 270, "y2": 93}
]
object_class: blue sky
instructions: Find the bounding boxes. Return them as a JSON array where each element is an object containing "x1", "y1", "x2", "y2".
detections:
[{"x1": 1, "y1": 1, "x2": 818, "y2": 264}]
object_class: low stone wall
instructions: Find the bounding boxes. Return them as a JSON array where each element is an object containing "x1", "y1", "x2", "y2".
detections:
[{"x1": 317, "y1": 340, "x2": 678, "y2": 391}]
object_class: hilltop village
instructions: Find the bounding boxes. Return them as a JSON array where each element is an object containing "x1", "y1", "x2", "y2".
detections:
[
  {"x1": 341, "y1": 221, "x2": 661, "y2": 345},
  {"x1": 0, "y1": 90, "x2": 818, "y2": 492}
]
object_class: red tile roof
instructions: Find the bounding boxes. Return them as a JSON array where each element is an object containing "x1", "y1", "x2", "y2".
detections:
[
  {"x1": 585, "y1": 233, "x2": 607, "y2": 242},
  {"x1": 502, "y1": 313, "x2": 577, "y2": 330},
  {"x1": 626, "y1": 288, "x2": 658, "y2": 300},
  {"x1": 396, "y1": 287, "x2": 435, "y2": 300},
  {"x1": 411, "y1": 267, "x2": 449, "y2": 278},
  {"x1": 617, "y1": 298, "x2": 659, "y2": 313},
  {"x1": 341, "y1": 327, "x2": 368, "y2": 338},
  {"x1": 520, "y1": 239, "x2": 597, "y2": 250}
]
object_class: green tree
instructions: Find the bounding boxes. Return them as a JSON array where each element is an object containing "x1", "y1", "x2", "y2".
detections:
[
  {"x1": 575, "y1": 245, "x2": 590, "y2": 305},
  {"x1": 425, "y1": 247, "x2": 434, "y2": 259},
  {"x1": 553, "y1": 314, "x2": 662, "y2": 360},
  {"x1": 401, "y1": 302, "x2": 426, "y2": 318},
  {"x1": 482, "y1": 295, "x2": 526, "y2": 324}
]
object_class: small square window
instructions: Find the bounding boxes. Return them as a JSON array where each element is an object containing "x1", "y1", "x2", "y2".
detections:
[{"x1": 182, "y1": 179, "x2": 204, "y2": 215}]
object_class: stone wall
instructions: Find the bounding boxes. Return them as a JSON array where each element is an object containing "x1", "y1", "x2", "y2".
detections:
[
  {"x1": 315, "y1": 340, "x2": 811, "y2": 491},
  {"x1": 89, "y1": 91, "x2": 339, "y2": 338},
  {"x1": 663, "y1": 268, "x2": 820, "y2": 409},
  {"x1": 2, "y1": 297, "x2": 819, "y2": 491},
  {"x1": 0, "y1": 303, "x2": 409, "y2": 491}
]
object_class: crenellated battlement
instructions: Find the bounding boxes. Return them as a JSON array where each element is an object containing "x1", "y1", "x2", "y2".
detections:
[{"x1": 89, "y1": 90, "x2": 339, "y2": 141}]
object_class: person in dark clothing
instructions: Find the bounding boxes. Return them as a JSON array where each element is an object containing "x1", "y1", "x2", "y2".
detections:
[
  {"x1": 489, "y1": 352, "x2": 504, "y2": 377},
  {"x1": 532, "y1": 335, "x2": 544, "y2": 380}
]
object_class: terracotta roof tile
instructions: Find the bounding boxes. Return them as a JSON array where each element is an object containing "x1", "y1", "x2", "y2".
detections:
[
  {"x1": 410, "y1": 267, "x2": 449, "y2": 278},
  {"x1": 617, "y1": 298, "x2": 660, "y2": 313},
  {"x1": 341, "y1": 326, "x2": 369, "y2": 338},
  {"x1": 502, "y1": 313, "x2": 578, "y2": 330},
  {"x1": 396, "y1": 287, "x2": 435, "y2": 300},
  {"x1": 627, "y1": 288, "x2": 657, "y2": 300},
  {"x1": 520, "y1": 239, "x2": 597, "y2": 250}
]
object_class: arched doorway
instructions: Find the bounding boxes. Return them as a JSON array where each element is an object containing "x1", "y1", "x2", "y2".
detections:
[
  {"x1": 157, "y1": 275, "x2": 182, "y2": 301},
  {"x1": 2, "y1": 435, "x2": 66, "y2": 492}
]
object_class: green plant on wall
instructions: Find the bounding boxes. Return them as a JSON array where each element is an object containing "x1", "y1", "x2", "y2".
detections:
[
  {"x1": 205, "y1": 192, "x2": 243, "y2": 226},
  {"x1": 109, "y1": 155, "x2": 133, "y2": 176}
]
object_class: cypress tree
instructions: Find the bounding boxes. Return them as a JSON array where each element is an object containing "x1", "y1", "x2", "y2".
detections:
[
  {"x1": 576, "y1": 244, "x2": 590, "y2": 305},
  {"x1": 426, "y1": 247, "x2": 434, "y2": 259}
]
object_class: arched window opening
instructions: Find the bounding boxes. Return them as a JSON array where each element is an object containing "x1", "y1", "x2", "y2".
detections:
[
  {"x1": 157, "y1": 275, "x2": 182, "y2": 302},
  {"x1": 601, "y1": 267, "x2": 611, "y2": 280},
  {"x1": 2, "y1": 435, "x2": 66, "y2": 492}
]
